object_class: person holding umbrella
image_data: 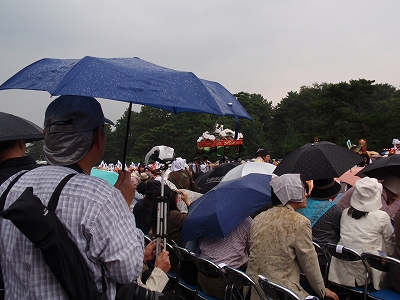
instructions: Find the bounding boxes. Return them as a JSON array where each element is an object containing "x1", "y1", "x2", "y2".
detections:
[
  {"x1": 197, "y1": 217, "x2": 252, "y2": 299},
  {"x1": 0, "y1": 96, "x2": 162, "y2": 299},
  {"x1": 246, "y1": 174, "x2": 339, "y2": 300},
  {"x1": 0, "y1": 112, "x2": 45, "y2": 295}
]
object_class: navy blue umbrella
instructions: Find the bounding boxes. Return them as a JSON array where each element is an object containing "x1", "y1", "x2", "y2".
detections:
[
  {"x1": 180, "y1": 173, "x2": 272, "y2": 242},
  {"x1": 0, "y1": 56, "x2": 252, "y2": 165},
  {"x1": 0, "y1": 56, "x2": 252, "y2": 118}
]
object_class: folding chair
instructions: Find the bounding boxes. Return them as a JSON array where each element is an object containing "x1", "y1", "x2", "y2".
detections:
[
  {"x1": 312, "y1": 242, "x2": 330, "y2": 285},
  {"x1": 165, "y1": 242, "x2": 179, "y2": 281},
  {"x1": 361, "y1": 252, "x2": 400, "y2": 300},
  {"x1": 224, "y1": 266, "x2": 264, "y2": 300},
  {"x1": 325, "y1": 243, "x2": 369, "y2": 299},
  {"x1": 190, "y1": 254, "x2": 230, "y2": 300},
  {"x1": 257, "y1": 275, "x2": 301, "y2": 300},
  {"x1": 172, "y1": 244, "x2": 198, "y2": 299},
  {"x1": 300, "y1": 242, "x2": 329, "y2": 289}
]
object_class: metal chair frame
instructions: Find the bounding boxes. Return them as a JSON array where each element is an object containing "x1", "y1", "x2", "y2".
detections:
[
  {"x1": 325, "y1": 243, "x2": 369, "y2": 299},
  {"x1": 190, "y1": 254, "x2": 230, "y2": 300},
  {"x1": 312, "y1": 242, "x2": 330, "y2": 285},
  {"x1": 171, "y1": 244, "x2": 198, "y2": 299},
  {"x1": 361, "y1": 252, "x2": 400, "y2": 300},
  {"x1": 223, "y1": 266, "x2": 264, "y2": 300},
  {"x1": 258, "y1": 275, "x2": 301, "y2": 300}
]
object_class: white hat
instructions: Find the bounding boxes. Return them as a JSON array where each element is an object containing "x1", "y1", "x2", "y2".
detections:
[
  {"x1": 171, "y1": 157, "x2": 186, "y2": 171},
  {"x1": 351, "y1": 177, "x2": 382, "y2": 212},
  {"x1": 270, "y1": 174, "x2": 304, "y2": 205},
  {"x1": 382, "y1": 175, "x2": 400, "y2": 195}
]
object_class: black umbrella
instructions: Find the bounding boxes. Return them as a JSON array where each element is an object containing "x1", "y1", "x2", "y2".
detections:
[
  {"x1": 274, "y1": 141, "x2": 364, "y2": 181},
  {"x1": 356, "y1": 154, "x2": 400, "y2": 179},
  {"x1": 0, "y1": 112, "x2": 43, "y2": 142},
  {"x1": 194, "y1": 162, "x2": 240, "y2": 193}
]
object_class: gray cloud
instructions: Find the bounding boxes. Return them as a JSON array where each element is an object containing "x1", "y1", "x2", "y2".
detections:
[{"x1": 1, "y1": 0, "x2": 399, "y2": 127}]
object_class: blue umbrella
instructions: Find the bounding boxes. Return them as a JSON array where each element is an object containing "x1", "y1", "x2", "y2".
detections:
[
  {"x1": 0, "y1": 56, "x2": 252, "y2": 165},
  {"x1": 0, "y1": 56, "x2": 252, "y2": 119},
  {"x1": 90, "y1": 168, "x2": 119, "y2": 185},
  {"x1": 180, "y1": 173, "x2": 272, "y2": 242}
]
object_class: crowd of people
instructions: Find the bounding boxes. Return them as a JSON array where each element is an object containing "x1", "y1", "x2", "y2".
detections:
[{"x1": 1, "y1": 95, "x2": 400, "y2": 300}]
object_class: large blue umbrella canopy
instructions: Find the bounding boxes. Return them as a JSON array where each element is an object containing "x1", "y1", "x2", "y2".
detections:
[
  {"x1": 0, "y1": 56, "x2": 252, "y2": 166},
  {"x1": 180, "y1": 173, "x2": 272, "y2": 242},
  {"x1": 0, "y1": 56, "x2": 252, "y2": 120}
]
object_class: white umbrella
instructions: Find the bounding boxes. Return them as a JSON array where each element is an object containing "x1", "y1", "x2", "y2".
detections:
[{"x1": 221, "y1": 162, "x2": 276, "y2": 182}]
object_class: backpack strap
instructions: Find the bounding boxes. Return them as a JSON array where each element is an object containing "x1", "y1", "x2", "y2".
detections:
[
  {"x1": 0, "y1": 171, "x2": 28, "y2": 212},
  {"x1": 47, "y1": 173, "x2": 76, "y2": 212}
]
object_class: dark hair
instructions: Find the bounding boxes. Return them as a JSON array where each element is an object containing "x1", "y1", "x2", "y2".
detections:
[
  {"x1": 357, "y1": 153, "x2": 370, "y2": 167},
  {"x1": 0, "y1": 140, "x2": 19, "y2": 151},
  {"x1": 271, "y1": 188, "x2": 281, "y2": 206},
  {"x1": 348, "y1": 206, "x2": 369, "y2": 219}
]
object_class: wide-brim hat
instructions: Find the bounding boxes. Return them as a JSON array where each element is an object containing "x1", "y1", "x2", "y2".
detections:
[
  {"x1": 350, "y1": 177, "x2": 382, "y2": 212},
  {"x1": 0, "y1": 112, "x2": 43, "y2": 143},
  {"x1": 310, "y1": 178, "x2": 341, "y2": 200},
  {"x1": 140, "y1": 172, "x2": 150, "y2": 180}
]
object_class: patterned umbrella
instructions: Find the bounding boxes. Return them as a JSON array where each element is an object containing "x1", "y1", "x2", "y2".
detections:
[{"x1": 274, "y1": 141, "x2": 364, "y2": 181}]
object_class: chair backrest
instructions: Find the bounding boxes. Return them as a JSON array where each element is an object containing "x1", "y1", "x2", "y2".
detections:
[
  {"x1": 172, "y1": 244, "x2": 195, "y2": 262},
  {"x1": 165, "y1": 242, "x2": 179, "y2": 279},
  {"x1": 224, "y1": 266, "x2": 264, "y2": 300},
  {"x1": 171, "y1": 244, "x2": 199, "y2": 287},
  {"x1": 325, "y1": 243, "x2": 370, "y2": 299},
  {"x1": 313, "y1": 242, "x2": 329, "y2": 284},
  {"x1": 325, "y1": 243, "x2": 362, "y2": 262},
  {"x1": 191, "y1": 255, "x2": 227, "y2": 280},
  {"x1": 258, "y1": 275, "x2": 300, "y2": 300},
  {"x1": 361, "y1": 252, "x2": 400, "y2": 274},
  {"x1": 190, "y1": 254, "x2": 230, "y2": 298}
]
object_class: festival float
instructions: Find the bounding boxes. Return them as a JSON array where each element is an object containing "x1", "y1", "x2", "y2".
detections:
[{"x1": 197, "y1": 123, "x2": 243, "y2": 158}]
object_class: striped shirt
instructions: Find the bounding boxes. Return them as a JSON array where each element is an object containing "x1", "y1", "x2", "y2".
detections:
[{"x1": 0, "y1": 166, "x2": 144, "y2": 299}]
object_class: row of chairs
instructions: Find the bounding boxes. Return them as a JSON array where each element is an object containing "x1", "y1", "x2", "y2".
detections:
[
  {"x1": 144, "y1": 236, "x2": 400, "y2": 300},
  {"x1": 170, "y1": 243, "x2": 301, "y2": 300},
  {"x1": 313, "y1": 242, "x2": 400, "y2": 300}
]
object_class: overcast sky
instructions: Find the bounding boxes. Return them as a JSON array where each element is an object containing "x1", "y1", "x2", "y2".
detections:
[{"x1": 1, "y1": 0, "x2": 399, "y2": 128}]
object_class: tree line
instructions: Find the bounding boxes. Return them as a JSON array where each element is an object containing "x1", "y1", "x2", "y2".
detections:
[{"x1": 27, "y1": 79, "x2": 400, "y2": 163}]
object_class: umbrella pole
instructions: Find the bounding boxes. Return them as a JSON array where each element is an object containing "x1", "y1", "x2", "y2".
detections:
[{"x1": 121, "y1": 101, "x2": 133, "y2": 168}]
